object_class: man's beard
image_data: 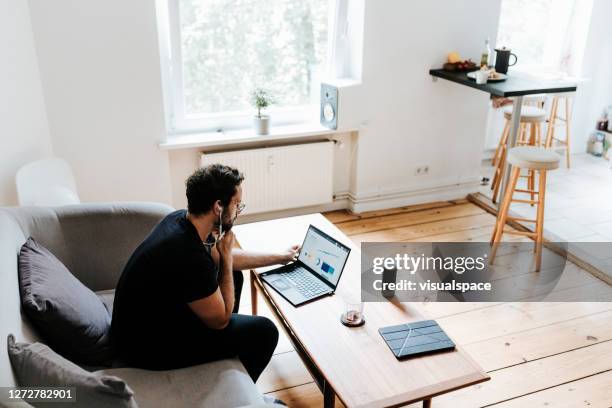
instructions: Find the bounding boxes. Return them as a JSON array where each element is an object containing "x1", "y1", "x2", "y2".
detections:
[{"x1": 215, "y1": 212, "x2": 236, "y2": 234}]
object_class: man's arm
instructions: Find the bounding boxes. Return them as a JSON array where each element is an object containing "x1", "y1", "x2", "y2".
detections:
[
  {"x1": 231, "y1": 246, "x2": 299, "y2": 270},
  {"x1": 188, "y1": 231, "x2": 235, "y2": 329}
]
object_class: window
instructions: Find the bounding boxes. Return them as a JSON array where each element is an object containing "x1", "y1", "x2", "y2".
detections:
[
  {"x1": 496, "y1": 0, "x2": 593, "y2": 77},
  {"x1": 160, "y1": 0, "x2": 333, "y2": 133}
]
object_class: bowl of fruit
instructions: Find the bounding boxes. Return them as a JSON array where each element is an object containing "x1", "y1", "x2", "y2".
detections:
[{"x1": 443, "y1": 52, "x2": 478, "y2": 72}]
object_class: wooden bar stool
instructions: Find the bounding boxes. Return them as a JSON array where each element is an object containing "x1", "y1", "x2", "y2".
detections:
[
  {"x1": 544, "y1": 95, "x2": 572, "y2": 168},
  {"x1": 491, "y1": 105, "x2": 547, "y2": 203},
  {"x1": 490, "y1": 146, "x2": 560, "y2": 272}
]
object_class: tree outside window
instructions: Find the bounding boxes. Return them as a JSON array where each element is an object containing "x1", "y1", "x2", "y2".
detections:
[{"x1": 178, "y1": 0, "x2": 329, "y2": 118}]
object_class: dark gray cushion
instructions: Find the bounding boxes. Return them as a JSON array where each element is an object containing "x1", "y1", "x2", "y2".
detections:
[
  {"x1": 18, "y1": 238, "x2": 112, "y2": 365},
  {"x1": 7, "y1": 335, "x2": 137, "y2": 408}
]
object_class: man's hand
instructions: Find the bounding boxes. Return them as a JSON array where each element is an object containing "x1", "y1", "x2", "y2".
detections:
[
  {"x1": 192, "y1": 231, "x2": 235, "y2": 329},
  {"x1": 279, "y1": 244, "x2": 300, "y2": 265},
  {"x1": 216, "y1": 230, "x2": 235, "y2": 260}
]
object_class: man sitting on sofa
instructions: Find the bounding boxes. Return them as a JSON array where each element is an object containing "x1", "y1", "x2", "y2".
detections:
[{"x1": 111, "y1": 164, "x2": 298, "y2": 381}]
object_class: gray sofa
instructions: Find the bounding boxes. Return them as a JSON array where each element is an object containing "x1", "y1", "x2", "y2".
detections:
[{"x1": 0, "y1": 203, "x2": 278, "y2": 408}]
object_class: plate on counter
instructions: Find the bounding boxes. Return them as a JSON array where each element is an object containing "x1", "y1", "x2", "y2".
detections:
[{"x1": 467, "y1": 71, "x2": 508, "y2": 82}]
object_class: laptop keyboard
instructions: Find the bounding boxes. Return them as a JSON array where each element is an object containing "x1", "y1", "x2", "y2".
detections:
[{"x1": 283, "y1": 268, "x2": 329, "y2": 297}]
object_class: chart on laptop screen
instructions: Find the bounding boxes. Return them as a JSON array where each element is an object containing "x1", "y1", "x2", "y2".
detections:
[{"x1": 298, "y1": 227, "x2": 350, "y2": 286}]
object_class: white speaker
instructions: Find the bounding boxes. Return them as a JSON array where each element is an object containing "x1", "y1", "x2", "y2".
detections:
[{"x1": 320, "y1": 79, "x2": 362, "y2": 131}]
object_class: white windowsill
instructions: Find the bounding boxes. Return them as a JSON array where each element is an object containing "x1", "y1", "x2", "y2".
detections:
[{"x1": 159, "y1": 123, "x2": 356, "y2": 150}]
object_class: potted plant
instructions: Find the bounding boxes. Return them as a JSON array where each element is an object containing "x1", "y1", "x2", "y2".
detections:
[{"x1": 250, "y1": 88, "x2": 274, "y2": 135}]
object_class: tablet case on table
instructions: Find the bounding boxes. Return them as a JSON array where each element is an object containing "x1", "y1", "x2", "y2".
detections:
[{"x1": 379, "y1": 320, "x2": 456, "y2": 359}]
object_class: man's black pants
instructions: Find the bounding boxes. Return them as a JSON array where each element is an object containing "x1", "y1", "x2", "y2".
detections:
[{"x1": 220, "y1": 270, "x2": 279, "y2": 381}]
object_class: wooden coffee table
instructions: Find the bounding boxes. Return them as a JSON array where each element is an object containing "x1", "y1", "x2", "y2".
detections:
[{"x1": 234, "y1": 213, "x2": 489, "y2": 408}]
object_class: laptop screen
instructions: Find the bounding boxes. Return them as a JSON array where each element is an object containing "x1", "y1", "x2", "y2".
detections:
[{"x1": 298, "y1": 225, "x2": 351, "y2": 287}]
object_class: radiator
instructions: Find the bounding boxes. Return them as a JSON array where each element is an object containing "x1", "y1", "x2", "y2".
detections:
[{"x1": 200, "y1": 141, "x2": 334, "y2": 214}]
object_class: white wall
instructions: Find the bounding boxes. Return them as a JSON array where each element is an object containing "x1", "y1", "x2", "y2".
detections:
[
  {"x1": 349, "y1": 0, "x2": 502, "y2": 211},
  {"x1": 0, "y1": 0, "x2": 52, "y2": 206},
  {"x1": 28, "y1": 0, "x2": 173, "y2": 205},
  {"x1": 24, "y1": 0, "x2": 501, "y2": 213},
  {"x1": 571, "y1": 0, "x2": 612, "y2": 152}
]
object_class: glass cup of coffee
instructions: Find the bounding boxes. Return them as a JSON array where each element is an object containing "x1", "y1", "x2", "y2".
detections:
[{"x1": 340, "y1": 298, "x2": 365, "y2": 327}]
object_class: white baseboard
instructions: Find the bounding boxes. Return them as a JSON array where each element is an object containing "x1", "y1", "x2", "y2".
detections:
[
  {"x1": 348, "y1": 179, "x2": 480, "y2": 213},
  {"x1": 482, "y1": 148, "x2": 495, "y2": 160}
]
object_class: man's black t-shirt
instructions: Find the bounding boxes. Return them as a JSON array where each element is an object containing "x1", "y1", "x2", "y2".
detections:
[{"x1": 111, "y1": 209, "x2": 218, "y2": 363}]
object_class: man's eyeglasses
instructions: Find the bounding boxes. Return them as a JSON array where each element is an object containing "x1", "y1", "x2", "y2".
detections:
[{"x1": 236, "y1": 202, "x2": 246, "y2": 214}]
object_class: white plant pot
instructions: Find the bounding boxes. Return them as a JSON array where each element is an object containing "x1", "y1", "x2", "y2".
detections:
[{"x1": 254, "y1": 115, "x2": 270, "y2": 135}]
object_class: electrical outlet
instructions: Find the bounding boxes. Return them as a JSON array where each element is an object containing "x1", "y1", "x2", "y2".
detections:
[{"x1": 414, "y1": 165, "x2": 430, "y2": 176}]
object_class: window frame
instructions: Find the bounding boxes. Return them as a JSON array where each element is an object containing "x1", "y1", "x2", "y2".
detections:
[{"x1": 157, "y1": 0, "x2": 340, "y2": 135}]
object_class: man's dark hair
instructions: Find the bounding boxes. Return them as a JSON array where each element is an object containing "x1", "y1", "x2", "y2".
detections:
[{"x1": 186, "y1": 164, "x2": 244, "y2": 215}]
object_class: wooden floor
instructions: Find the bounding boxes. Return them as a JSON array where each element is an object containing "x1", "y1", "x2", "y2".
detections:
[{"x1": 238, "y1": 200, "x2": 612, "y2": 408}]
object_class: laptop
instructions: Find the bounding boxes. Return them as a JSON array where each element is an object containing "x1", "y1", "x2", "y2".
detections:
[{"x1": 260, "y1": 225, "x2": 351, "y2": 306}]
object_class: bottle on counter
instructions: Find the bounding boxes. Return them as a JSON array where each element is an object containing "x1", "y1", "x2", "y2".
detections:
[{"x1": 480, "y1": 37, "x2": 491, "y2": 68}]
